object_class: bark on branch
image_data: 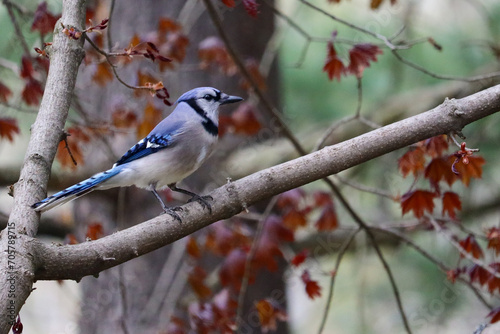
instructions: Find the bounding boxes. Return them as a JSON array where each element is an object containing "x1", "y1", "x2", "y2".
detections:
[
  {"x1": 33, "y1": 84, "x2": 500, "y2": 281},
  {"x1": 0, "y1": 0, "x2": 86, "y2": 332}
]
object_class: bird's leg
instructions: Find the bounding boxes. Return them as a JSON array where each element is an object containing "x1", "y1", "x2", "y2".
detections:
[
  {"x1": 168, "y1": 183, "x2": 213, "y2": 213},
  {"x1": 151, "y1": 188, "x2": 183, "y2": 223}
]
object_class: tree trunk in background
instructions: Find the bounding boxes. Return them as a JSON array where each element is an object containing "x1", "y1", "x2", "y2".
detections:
[{"x1": 75, "y1": 1, "x2": 285, "y2": 333}]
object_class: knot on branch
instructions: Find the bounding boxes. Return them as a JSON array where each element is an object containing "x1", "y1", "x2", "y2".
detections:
[{"x1": 444, "y1": 97, "x2": 465, "y2": 117}]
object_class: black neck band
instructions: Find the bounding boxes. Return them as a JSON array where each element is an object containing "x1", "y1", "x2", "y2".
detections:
[{"x1": 184, "y1": 99, "x2": 218, "y2": 136}]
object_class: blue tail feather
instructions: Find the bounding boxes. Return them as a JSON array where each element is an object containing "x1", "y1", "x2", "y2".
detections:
[{"x1": 32, "y1": 168, "x2": 121, "y2": 212}]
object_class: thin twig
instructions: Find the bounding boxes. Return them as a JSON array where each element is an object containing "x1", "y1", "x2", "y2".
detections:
[
  {"x1": 298, "y1": 0, "x2": 500, "y2": 82},
  {"x1": 317, "y1": 227, "x2": 361, "y2": 334},
  {"x1": 325, "y1": 176, "x2": 413, "y2": 334},
  {"x1": 428, "y1": 215, "x2": 500, "y2": 280},
  {"x1": 314, "y1": 115, "x2": 357, "y2": 151},
  {"x1": 106, "y1": 0, "x2": 116, "y2": 51},
  {"x1": 3, "y1": 0, "x2": 32, "y2": 55},
  {"x1": 118, "y1": 265, "x2": 131, "y2": 334},
  {"x1": 84, "y1": 34, "x2": 169, "y2": 97},
  {"x1": 0, "y1": 101, "x2": 38, "y2": 114},
  {"x1": 391, "y1": 50, "x2": 500, "y2": 82},
  {"x1": 61, "y1": 133, "x2": 78, "y2": 167},
  {"x1": 334, "y1": 174, "x2": 395, "y2": 200},
  {"x1": 84, "y1": 35, "x2": 138, "y2": 90},
  {"x1": 354, "y1": 77, "x2": 363, "y2": 117},
  {"x1": 235, "y1": 196, "x2": 278, "y2": 333},
  {"x1": 298, "y1": 0, "x2": 404, "y2": 51},
  {"x1": 358, "y1": 115, "x2": 382, "y2": 130},
  {"x1": 314, "y1": 77, "x2": 380, "y2": 150},
  {"x1": 373, "y1": 225, "x2": 493, "y2": 310}
]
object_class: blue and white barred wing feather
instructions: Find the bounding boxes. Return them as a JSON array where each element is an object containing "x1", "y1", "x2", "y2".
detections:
[
  {"x1": 32, "y1": 132, "x2": 177, "y2": 212},
  {"x1": 31, "y1": 168, "x2": 122, "y2": 212},
  {"x1": 114, "y1": 133, "x2": 173, "y2": 167}
]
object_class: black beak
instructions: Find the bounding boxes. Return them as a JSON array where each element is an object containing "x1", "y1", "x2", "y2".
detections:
[{"x1": 220, "y1": 94, "x2": 244, "y2": 105}]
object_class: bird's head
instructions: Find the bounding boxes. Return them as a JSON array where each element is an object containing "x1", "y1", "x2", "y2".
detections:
[{"x1": 176, "y1": 87, "x2": 243, "y2": 123}]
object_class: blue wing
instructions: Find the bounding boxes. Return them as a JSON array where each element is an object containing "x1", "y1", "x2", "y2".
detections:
[
  {"x1": 32, "y1": 168, "x2": 122, "y2": 211},
  {"x1": 114, "y1": 133, "x2": 174, "y2": 167}
]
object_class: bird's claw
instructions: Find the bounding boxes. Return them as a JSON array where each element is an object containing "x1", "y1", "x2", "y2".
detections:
[
  {"x1": 188, "y1": 195, "x2": 213, "y2": 213},
  {"x1": 162, "y1": 206, "x2": 183, "y2": 223}
]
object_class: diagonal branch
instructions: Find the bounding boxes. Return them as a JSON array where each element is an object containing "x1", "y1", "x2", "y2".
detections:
[{"x1": 31, "y1": 84, "x2": 500, "y2": 282}]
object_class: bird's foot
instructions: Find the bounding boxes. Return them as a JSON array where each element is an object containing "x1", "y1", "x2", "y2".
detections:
[
  {"x1": 162, "y1": 206, "x2": 183, "y2": 223},
  {"x1": 188, "y1": 195, "x2": 213, "y2": 213}
]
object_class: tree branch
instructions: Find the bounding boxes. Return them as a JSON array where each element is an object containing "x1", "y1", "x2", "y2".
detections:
[{"x1": 31, "y1": 84, "x2": 500, "y2": 281}]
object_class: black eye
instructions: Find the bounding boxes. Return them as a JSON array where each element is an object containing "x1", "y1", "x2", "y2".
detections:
[{"x1": 203, "y1": 94, "x2": 214, "y2": 101}]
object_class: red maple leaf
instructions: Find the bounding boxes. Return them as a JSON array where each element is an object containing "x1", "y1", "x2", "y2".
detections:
[
  {"x1": 277, "y1": 188, "x2": 305, "y2": 209},
  {"x1": 243, "y1": 0, "x2": 260, "y2": 18},
  {"x1": 205, "y1": 222, "x2": 251, "y2": 256},
  {"x1": 423, "y1": 135, "x2": 449, "y2": 158},
  {"x1": 487, "y1": 227, "x2": 500, "y2": 256},
  {"x1": 188, "y1": 266, "x2": 212, "y2": 299},
  {"x1": 254, "y1": 299, "x2": 287, "y2": 332},
  {"x1": 315, "y1": 204, "x2": 339, "y2": 231},
  {"x1": 282, "y1": 207, "x2": 307, "y2": 231},
  {"x1": 86, "y1": 222, "x2": 104, "y2": 240},
  {"x1": 398, "y1": 147, "x2": 425, "y2": 178},
  {"x1": 400, "y1": 190, "x2": 436, "y2": 218},
  {"x1": 452, "y1": 155, "x2": 485, "y2": 187},
  {"x1": 347, "y1": 43, "x2": 383, "y2": 77},
  {"x1": 219, "y1": 102, "x2": 261, "y2": 136},
  {"x1": 20, "y1": 56, "x2": 34, "y2": 79},
  {"x1": 31, "y1": 2, "x2": 60, "y2": 36},
  {"x1": 370, "y1": 0, "x2": 398, "y2": 8},
  {"x1": 291, "y1": 250, "x2": 309, "y2": 267},
  {"x1": 219, "y1": 248, "x2": 252, "y2": 291},
  {"x1": 221, "y1": 0, "x2": 236, "y2": 7},
  {"x1": 468, "y1": 264, "x2": 489, "y2": 286},
  {"x1": 323, "y1": 41, "x2": 346, "y2": 81},
  {"x1": 488, "y1": 306, "x2": 500, "y2": 324},
  {"x1": 0, "y1": 118, "x2": 20, "y2": 142},
  {"x1": 301, "y1": 270, "x2": 322, "y2": 299},
  {"x1": 186, "y1": 236, "x2": 201, "y2": 258},
  {"x1": 66, "y1": 234, "x2": 79, "y2": 245},
  {"x1": 487, "y1": 263, "x2": 500, "y2": 294},
  {"x1": 424, "y1": 157, "x2": 458, "y2": 187},
  {"x1": 21, "y1": 79, "x2": 44, "y2": 106},
  {"x1": 198, "y1": 36, "x2": 237, "y2": 75},
  {"x1": 313, "y1": 191, "x2": 333, "y2": 207},
  {"x1": 240, "y1": 58, "x2": 266, "y2": 91},
  {"x1": 0, "y1": 82, "x2": 12, "y2": 103},
  {"x1": 254, "y1": 234, "x2": 285, "y2": 272},
  {"x1": 166, "y1": 316, "x2": 186, "y2": 334},
  {"x1": 137, "y1": 101, "x2": 163, "y2": 139},
  {"x1": 442, "y1": 191, "x2": 461, "y2": 220},
  {"x1": 459, "y1": 235, "x2": 484, "y2": 259},
  {"x1": 92, "y1": 62, "x2": 113, "y2": 86},
  {"x1": 264, "y1": 215, "x2": 294, "y2": 243},
  {"x1": 111, "y1": 108, "x2": 138, "y2": 129}
]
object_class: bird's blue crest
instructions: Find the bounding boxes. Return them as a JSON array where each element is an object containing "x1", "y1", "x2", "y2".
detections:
[{"x1": 176, "y1": 87, "x2": 221, "y2": 104}]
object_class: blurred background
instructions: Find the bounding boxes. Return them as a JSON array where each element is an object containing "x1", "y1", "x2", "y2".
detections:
[{"x1": 1, "y1": 0, "x2": 500, "y2": 333}]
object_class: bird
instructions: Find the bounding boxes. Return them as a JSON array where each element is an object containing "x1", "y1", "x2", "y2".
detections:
[{"x1": 32, "y1": 87, "x2": 243, "y2": 220}]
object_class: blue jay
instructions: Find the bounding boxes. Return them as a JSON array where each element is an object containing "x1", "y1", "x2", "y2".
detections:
[{"x1": 32, "y1": 87, "x2": 243, "y2": 220}]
